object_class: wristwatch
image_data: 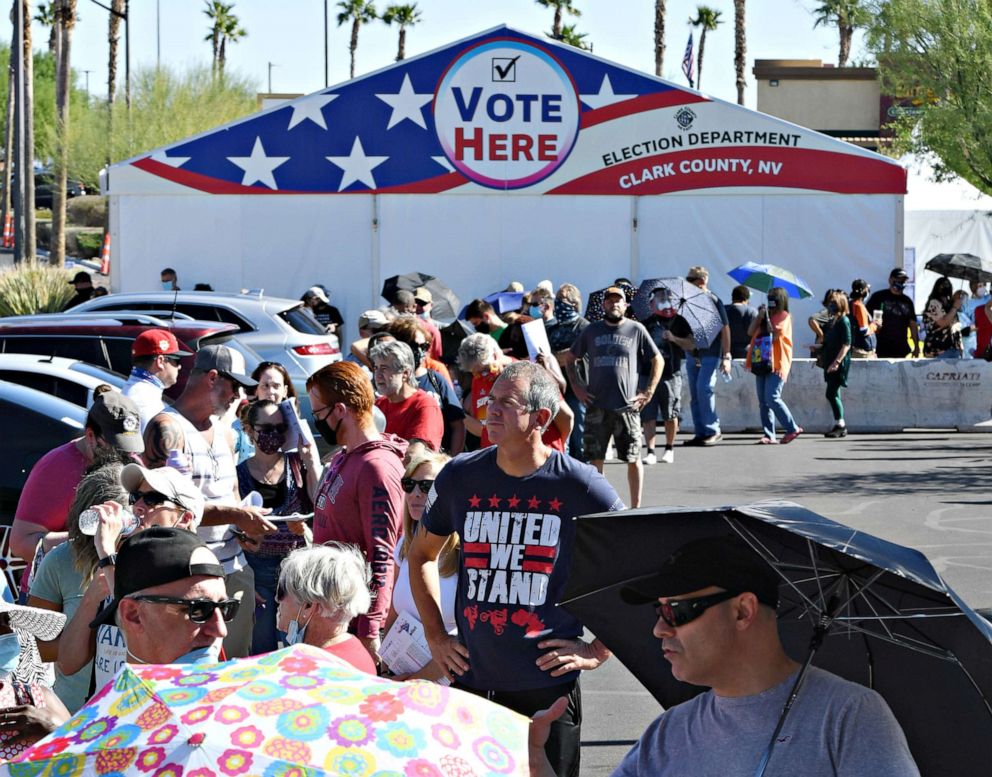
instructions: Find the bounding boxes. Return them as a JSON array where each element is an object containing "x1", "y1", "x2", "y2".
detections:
[{"x1": 97, "y1": 554, "x2": 117, "y2": 569}]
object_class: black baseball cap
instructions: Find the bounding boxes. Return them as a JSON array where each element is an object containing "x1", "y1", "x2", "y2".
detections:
[
  {"x1": 890, "y1": 268, "x2": 909, "y2": 281},
  {"x1": 90, "y1": 526, "x2": 225, "y2": 628},
  {"x1": 620, "y1": 535, "x2": 780, "y2": 609},
  {"x1": 69, "y1": 271, "x2": 92, "y2": 284}
]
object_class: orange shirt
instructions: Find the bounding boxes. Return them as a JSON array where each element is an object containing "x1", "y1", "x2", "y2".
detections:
[{"x1": 748, "y1": 311, "x2": 794, "y2": 380}]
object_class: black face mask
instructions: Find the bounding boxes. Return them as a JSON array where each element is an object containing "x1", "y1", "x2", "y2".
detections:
[{"x1": 313, "y1": 413, "x2": 339, "y2": 446}]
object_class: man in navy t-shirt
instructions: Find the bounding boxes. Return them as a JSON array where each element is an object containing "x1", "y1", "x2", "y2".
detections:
[{"x1": 410, "y1": 361, "x2": 623, "y2": 777}]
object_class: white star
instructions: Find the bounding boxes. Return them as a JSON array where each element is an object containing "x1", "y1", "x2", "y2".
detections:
[
  {"x1": 149, "y1": 150, "x2": 190, "y2": 168},
  {"x1": 431, "y1": 156, "x2": 454, "y2": 173},
  {"x1": 287, "y1": 93, "x2": 338, "y2": 130},
  {"x1": 227, "y1": 137, "x2": 290, "y2": 190},
  {"x1": 580, "y1": 74, "x2": 637, "y2": 111},
  {"x1": 376, "y1": 74, "x2": 434, "y2": 130},
  {"x1": 326, "y1": 137, "x2": 389, "y2": 191}
]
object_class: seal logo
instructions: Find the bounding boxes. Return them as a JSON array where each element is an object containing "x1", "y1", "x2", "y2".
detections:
[
  {"x1": 434, "y1": 39, "x2": 581, "y2": 189},
  {"x1": 675, "y1": 106, "x2": 696, "y2": 131}
]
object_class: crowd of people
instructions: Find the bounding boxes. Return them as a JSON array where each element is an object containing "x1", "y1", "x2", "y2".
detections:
[{"x1": 0, "y1": 264, "x2": 943, "y2": 773}]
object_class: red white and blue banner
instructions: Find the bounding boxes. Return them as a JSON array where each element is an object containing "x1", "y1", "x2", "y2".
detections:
[{"x1": 119, "y1": 25, "x2": 907, "y2": 197}]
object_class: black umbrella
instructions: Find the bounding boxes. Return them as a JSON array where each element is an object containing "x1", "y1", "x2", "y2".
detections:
[
  {"x1": 586, "y1": 283, "x2": 636, "y2": 323},
  {"x1": 638, "y1": 277, "x2": 723, "y2": 348},
  {"x1": 559, "y1": 501, "x2": 992, "y2": 777},
  {"x1": 381, "y1": 272, "x2": 461, "y2": 321},
  {"x1": 925, "y1": 253, "x2": 992, "y2": 283}
]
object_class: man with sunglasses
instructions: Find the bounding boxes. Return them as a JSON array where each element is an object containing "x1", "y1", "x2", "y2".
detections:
[
  {"x1": 90, "y1": 527, "x2": 236, "y2": 667},
  {"x1": 122, "y1": 329, "x2": 192, "y2": 434},
  {"x1": 529, "y1": 536, "x2": 919, "y2": 777}
]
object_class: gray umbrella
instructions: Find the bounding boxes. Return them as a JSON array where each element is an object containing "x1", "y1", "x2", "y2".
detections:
[
  {"x1": 925, "y1": 253, "x2": 992, "y2": 283},
  {"x1": 638, "y1": 277, "x2": 723, "y2": 348}
]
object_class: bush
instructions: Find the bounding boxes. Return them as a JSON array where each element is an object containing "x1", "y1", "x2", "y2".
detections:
[
  {"x1": 73, "y1": 229, "x2": 104, "y2": 258},
  {"x1": 66, "y1": 196, "x2": 106, "y2": 228},
  {"x1": 0, "y1": 263, "x2": 75, "y2": 315}
]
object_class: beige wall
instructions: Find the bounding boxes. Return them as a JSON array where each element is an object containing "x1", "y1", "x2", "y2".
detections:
[{"x1": 756, "y1": 77, "x2": 881, "y2": 132}]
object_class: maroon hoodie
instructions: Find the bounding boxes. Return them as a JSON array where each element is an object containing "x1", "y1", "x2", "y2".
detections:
[{"x1": 313, "y1": 434, "x2": 407, "y2": 640}]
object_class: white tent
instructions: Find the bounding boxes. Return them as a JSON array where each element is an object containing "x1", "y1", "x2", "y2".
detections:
[{"x1": 105, "y1": 25, "x2": 907, "y2": 328}]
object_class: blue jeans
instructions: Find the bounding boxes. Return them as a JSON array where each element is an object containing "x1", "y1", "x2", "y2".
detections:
[
  {"x1": 754, "y1": 372, "x2": 798, "y2": 440},
  {"x1": 564, "y1": 384, "x2": 587, "y2": 461},
  {"x1": 686, "y1": 356, "x2": 720, "y2": 437},
  {"x1": 247, "y1": 554, "x2": 283, "y2": 654}
]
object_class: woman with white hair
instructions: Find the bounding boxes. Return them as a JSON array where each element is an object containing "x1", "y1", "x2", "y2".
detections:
[
  {"x1": 275, "y1": 543, "x2": 376, "y2": 674},
  {"x1": 371, "y1": 339, "x2": 444, "y2": 450}
]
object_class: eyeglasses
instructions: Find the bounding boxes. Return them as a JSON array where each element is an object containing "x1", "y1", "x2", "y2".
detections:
[
  {"x1": 401, "y1": 477, "x2": 434, "y2": 494},
  {"x1": 129, "y1": 595, "x2": 240, "y2": 624},
  {"x1": 129, "y1": 490, "x2": 178, "y2": 509},
  {"x1": 312, "y1": 404, "x2": 334, "y2": 421},
  {"x1": 253, "y1": 423, "x2": 287, "y2": 434},
  {"x1": 654, "y1": 590, "x2": 739, "y2": 628}
]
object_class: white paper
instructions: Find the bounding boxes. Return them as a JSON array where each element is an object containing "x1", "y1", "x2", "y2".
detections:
[
  {"x1": 522, "y1": 318, "x2": 552, "y2": 361},
  {"x1": 380, "y1": 611, "x2": 434, "y2": 675}
]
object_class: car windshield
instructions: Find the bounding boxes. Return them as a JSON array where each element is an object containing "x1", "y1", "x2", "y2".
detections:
[
  {"x1": 68, "y1": 362, "x2": 128, "y2": 388},
  {"x1": 279, "y1": 305, "x2": 327, "y2": 335}
]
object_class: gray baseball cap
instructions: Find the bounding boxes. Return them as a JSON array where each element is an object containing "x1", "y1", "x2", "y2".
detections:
[
  {"x1": 193, "y1": 345, "x2": 257, "y2": 389},
  {"x1": 86, "y1": 391, "x2": 144, "y2": 453}
]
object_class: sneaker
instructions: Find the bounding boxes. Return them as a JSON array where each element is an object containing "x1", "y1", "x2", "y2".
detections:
[
  {"x1": 660, "y1": 448, "x2": 675, "y2": 464},
  {"x1": 780, "y1": 427, "x2": 804, "y2": 445},
  {"x1": 642, "y1": 452, "x2": 657, "y2": 466},
  {"x1": 700, "y1": 432, "x2": 723, "y2": 446},
  {"x1": 824, "y1": 425, "x2": 848, "y2": 438},
  {"x1": 682, "y1": 437, "x2": 705, "y2": 447}
]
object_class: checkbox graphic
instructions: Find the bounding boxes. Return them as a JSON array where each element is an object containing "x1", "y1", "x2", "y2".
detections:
[{"x1": 491, "y1": 56, "x2": 519, "y2": 83}]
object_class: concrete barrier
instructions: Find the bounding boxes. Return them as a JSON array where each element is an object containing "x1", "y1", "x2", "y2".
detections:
[{"x1": 678, "y1": 358, "x2": 992, "y2": 434}]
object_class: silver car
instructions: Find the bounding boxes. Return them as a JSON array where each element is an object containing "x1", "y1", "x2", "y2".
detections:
[
  {"x1": 0, "y1": 353, "x2": 127, "y2": 409},
  {"x1": 71, "y1": 292, "x2": 341, "y2": 403}
]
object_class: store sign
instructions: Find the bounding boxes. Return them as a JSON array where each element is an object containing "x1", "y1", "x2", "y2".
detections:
[{"x1": 434, "y1": 39, "x2": 581, "y2": 189}]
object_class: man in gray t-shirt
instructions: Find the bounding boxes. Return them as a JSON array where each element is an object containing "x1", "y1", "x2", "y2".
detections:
[
  {"x1": 529, "y1": 536, "x2": 920, "y2": 777},
  {"x1": 566, "y1": 287, "x2": 662, "y2": 508}
]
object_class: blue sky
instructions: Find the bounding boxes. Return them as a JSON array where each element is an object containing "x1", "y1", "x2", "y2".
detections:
[{"x1": 17, "y1": 0, "x2": 865, "y2": 108}]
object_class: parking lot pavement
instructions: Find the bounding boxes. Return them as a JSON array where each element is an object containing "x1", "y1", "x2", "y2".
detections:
[{"x1": 579, "y1": 431, "x2": 992, "y2": 775}]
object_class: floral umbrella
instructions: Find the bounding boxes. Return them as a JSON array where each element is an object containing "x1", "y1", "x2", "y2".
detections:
[{"x1": 9, "y1": 644, "x2": 529, "y2": 777}]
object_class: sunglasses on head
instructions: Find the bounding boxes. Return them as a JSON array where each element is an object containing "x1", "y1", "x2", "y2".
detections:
[
  {"x1": 129, "y1": 595, "x2": 240, "y2": 624},
  {"x1": 401, "y1": 477, "x2": 434, "y2": 494},
  {"x1": 654, "y1": 590, "x2": 740, "y2": 628},
  {"x1": 129, "y1": 490, "x2": 177, "y2": 508},
  {"x1": 253, "y1": 423, "x2": 288, "y2": 434}
]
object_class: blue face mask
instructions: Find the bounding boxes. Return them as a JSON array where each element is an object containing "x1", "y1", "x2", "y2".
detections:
[
  {"x1": 162, "y1": 281, "x2": 174, "y2": 292},
  {"x1": 176, "y1": 644, "x2": 221, "y2": 665},
  {"x1": 0, "y1": 633, "x2": 20, "y2": 675},
  {"x1": 529, "y1": 305, "x2": 543, "y2": 318}
]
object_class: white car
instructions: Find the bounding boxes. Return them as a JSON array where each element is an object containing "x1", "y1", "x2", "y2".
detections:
[
  {"x1": 0, "y1": 353, "x2": 127, "y2": 409},
  {"x1": 71, "y1": 292, "x2": 341, "y2": 404}
]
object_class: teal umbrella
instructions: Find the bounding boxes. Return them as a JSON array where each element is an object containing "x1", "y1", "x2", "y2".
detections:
[{"x1": 728, "y1": 262, "x2": 814, "y2": 299}]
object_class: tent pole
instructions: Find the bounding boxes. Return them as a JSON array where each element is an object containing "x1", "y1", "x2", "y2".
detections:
[
  {"x1": 370, "y1": 194, "x2": 380, "y2": 309},
  {"x1": 630, "y1": 196, "x2": 639, "y2": 284}
]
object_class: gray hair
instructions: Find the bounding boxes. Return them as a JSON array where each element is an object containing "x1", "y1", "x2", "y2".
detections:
[
  {"x1": 68, "y1": 462, "x2": 128, "y2": 583},
  {"x1": 278, "y1": 543, "x2": 372, "y2": 624},
  {"x1": 457, "y1": 332, "x2": 499, "y2": 373},
  {"x1": 370, "y1": 340, "x2": 418, "y2": 388},
  {"x1": 497, "y1": 361, "x2": 560, "y2": 428}
]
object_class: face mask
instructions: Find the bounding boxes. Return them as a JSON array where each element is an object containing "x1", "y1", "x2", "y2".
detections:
[
  {"x1": 410, "y1": 343, "x2": 428, "y2": 365},
  {"x1": 255, "y1": 429, "x2": 285, "y2": 455},
  {"x1": 0, "y1": 633, "x2": 20, "y2": 676},
  {"x1": 314, "y1": 414, "x2": 339, "y2": 446},
  {"x1": 285, "y1": 604, "x2": 314, "y2": 646},
  {"x1": 176, "y1": 644, "x2": 221, "y2": 665},
  {"x1": 474, "y1": 322, "x2": 491, "y2": 334},
  {"x1": 768, "y1": 298, "x2": 778, "y2": 309},
  {"x1": 417, "y1": 312, "x2": 429, "y2": 320},
  {"x1": 893, "y1": 282, "x2": 906, "y2": 292},
  {"x1": 828, "y1": 303, "x2": 839, "y2": 315},
  {"x1": 529, "y1": 305, "x2": 543, "y2": 318},
  {"x1": 977, "y1": 285, "x2": 987, "y2": 298},
  {"x1": 162, "y1": 281, "x2": 173, "y2": 291},
  {"x1": 555, "y1": 299, "x2": 578, "y2": 322}
]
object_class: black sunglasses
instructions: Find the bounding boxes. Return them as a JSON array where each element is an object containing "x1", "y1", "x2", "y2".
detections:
[
  {"x1": 654, "y1": 590, "x2": 739, "y2": 628},
  {"x1": 129, "y1": 490, "x2": 176, "y2": 508},
  {"x1": 129, "y1": 595, "x2": 240, "y2": 624},
  {"x1": 253, "y1": 423, "x2": 288, "y2": 434},
  {"x1": 401, "y1": 478, "x2": 434, "y2": 494}
]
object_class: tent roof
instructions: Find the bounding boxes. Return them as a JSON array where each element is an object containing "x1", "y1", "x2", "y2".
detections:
[{"x1": 108, "y1": 25, "x2": 906, "y2": 197}]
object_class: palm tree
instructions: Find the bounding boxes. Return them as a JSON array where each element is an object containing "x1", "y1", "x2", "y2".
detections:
[
  {"x1": 34, "y1": 2, "x2": 57, "y2": 53},
  {"x1": 217, "y1": 10, "x2": 247, "y2": 77},
  {"x1": 52, "y1": 0, "x2": 78, "y2": 268},
  {"x1": 203, "y1": 1, "x2": 245, "y2": 78},
  {"x1": 654, "y1": 0, "x2": 665, "y2": 77},
  {"x1": 536, "y1": 0, "x2": 580, "y2": 41},
  {"x1": 337, "y1": 0, "x2": 377, "y2": 79},
  {"x1": 812, "y1": 0, "x2": 868, "y2": 67},
  {"x1": 108, "y1": 0, "x2": 124, "y2": 104},
  {"x1": 734, "y1": 0, "x2": 745, "y2": 104},
  {"x1": 548, "y1": 23, "x2": 590, "y2": 50},
  {"x1": 21, "y1": 0, "x2": 36, "y2": 262},
  {"x1": 381, "y1": 3, "x2": 421, "y2": 62},
  {"x1": 688, "y1": 5, "x2": 722, "y2": 90}
]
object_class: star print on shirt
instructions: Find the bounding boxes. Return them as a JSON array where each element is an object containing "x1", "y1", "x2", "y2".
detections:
[
  {"x1": 528, "y1": 496, "x2": 541, "y2": 510},
  {"x1": 506, "y1": 495, "x2": 521, "y2": 509},
  {"x1": 468, "y1": 495, "x2": 481, "y2": 508},
  {"x1": 488, "y1": 495, "x2": 501, "y2": 508},
  {"x1": 548, "y1": 497, "x2": 563, "y2": 511}
]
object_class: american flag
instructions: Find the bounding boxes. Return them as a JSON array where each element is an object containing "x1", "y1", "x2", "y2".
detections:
[{"x1": 682, "y1": 32, "x2": 695, "y2": 89}]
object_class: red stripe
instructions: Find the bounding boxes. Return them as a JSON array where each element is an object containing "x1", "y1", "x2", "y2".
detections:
[
  {"x1": 462, "y1": 542, "x2": 491, "y2": 554},
  {"x1": 522, "y1": 560, "x2": 553, "y2": 574},
  {"x1": 548, "y1": 146, "x2": 907, "y2": 196},
  {"x1": 525, "y1": 545, "x2": 557, "y2": 558},
  {"x1": 464, "y1": 557, "x2": 488, "y2": 569},
  {"x1": 581, "y1": 91, "x2": 709, "y2": 129}
]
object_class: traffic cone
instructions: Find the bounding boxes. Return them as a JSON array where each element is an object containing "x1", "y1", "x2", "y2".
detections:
[
  {"x1": 99, "y1": 232, "x2": 111, "y2": 275},
  {"x1": 2, "y1": 212, "x2": 13, "y2": 249}
]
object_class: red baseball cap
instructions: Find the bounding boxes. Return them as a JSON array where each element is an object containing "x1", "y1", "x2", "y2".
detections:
[{"x1": 132, "y1": 329, "x2": 193, "y2": 358}]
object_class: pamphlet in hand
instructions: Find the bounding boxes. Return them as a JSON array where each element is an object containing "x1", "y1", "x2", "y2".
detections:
[
  {"x1": 279, "y1": 399, "x2": 315, "y2": 452},
  {"x1": 522, "y1": 318, "x2": 552, "y2": 362},
  {"x1": 380, "y1": 610, "x2": 434, "y2": 675}
]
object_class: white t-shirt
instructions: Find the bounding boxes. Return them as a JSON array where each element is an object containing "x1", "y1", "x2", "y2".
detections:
[{"x1": 391, "y1": 542, "x2": 458, "y2": 635}]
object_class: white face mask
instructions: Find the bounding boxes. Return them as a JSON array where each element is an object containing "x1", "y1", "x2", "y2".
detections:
[{"x1": 285, "y1": 603, "x2": 315, "y2": 646}]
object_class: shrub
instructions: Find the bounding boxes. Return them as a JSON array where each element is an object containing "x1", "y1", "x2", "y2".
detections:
[{"x1": 0, "y1": 263, "x2": 75, "y2": 315}]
